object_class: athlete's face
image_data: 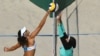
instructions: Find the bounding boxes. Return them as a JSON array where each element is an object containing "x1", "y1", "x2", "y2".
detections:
[{"x1": 24, "y1": 30, "x2": 30, "y2": 37}]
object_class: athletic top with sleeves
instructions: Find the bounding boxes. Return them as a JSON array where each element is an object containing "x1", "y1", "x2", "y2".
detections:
[
  {"x1": 57, "y1": 22, "x2": 76, "y2": 56},
  {"x1": 57, "y1": 23, "x2": 76, "y2": 50},
  {"x1": 23, "y1": 42, "x2": 36, "y2": 51},
  {"x1": 57, "y1": 23, "x2": 66, "y2": 38}
]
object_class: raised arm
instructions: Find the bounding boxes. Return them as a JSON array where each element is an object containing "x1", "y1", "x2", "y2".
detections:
[
  {"x1": 57, "y1": 14, "x2": 66, "y2": 37},
  {"x1": 57, "y1": 13, "x2": 62, "y2": 24},
  {"x1": 4, "y1": 43, "x2": 21, "y2": 52},
  {"x1": 30, "y1": 10, "x2": 50, "y2": 39},
  {"x1": 29, "y1": 2, "x2": 55, "y2": 39}
]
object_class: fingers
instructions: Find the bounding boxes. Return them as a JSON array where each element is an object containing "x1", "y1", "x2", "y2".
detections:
[
  {"x1": 4, "y1": 47, "x2": 9, "y2": 52},
  {"x1": 56, "y1": 13, "x2": 62, "y2": 19}
]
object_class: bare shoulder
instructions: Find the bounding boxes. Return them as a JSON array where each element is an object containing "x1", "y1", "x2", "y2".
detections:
[{"x1": 27, "y1": 36, "x2": 35, "y2": 43}]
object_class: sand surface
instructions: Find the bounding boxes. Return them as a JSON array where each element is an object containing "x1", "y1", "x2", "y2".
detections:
[{"x1": 0, "y1": 0, "x2": 100, "y2": 56}]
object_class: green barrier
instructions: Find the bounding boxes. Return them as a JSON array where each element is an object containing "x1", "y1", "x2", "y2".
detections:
[{"x1": 30, "y1": 0, "x2": 75, "y2": 17}]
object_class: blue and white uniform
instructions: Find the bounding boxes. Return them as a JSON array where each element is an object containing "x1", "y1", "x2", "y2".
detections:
[{"x1": 23, "y1": 43, "x2": 36, "y2": 51}]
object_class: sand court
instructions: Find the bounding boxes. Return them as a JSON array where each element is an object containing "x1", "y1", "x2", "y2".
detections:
[{"x1": 0, "y1": 0, "x2": 100, "y2": 56}]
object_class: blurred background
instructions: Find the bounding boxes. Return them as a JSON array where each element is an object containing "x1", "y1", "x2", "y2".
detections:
[{"x1": 0, "y1": 0, "x2": 100, "y2": 56}]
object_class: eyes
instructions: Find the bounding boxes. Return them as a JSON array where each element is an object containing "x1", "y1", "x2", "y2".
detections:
[
  {"x1": 24, "y1": 30, "x2": 30, "y2": 36},
  {"x1": 25, "y1": 30, "x2": 28, "y2": 32},
  {"x1": 25, "y1": 30, "x2": 29, "y2": 33},
  {"x1": 25, "y1": 30, "x2": 29, "y2": 34},
  {"x1": 23, "y1": 30, "x2": 28, "y2": 35}
]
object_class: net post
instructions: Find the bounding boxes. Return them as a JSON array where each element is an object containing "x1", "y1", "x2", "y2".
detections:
[{"x1": 52, "y1": 0, "x2": 57, "y2": 56}]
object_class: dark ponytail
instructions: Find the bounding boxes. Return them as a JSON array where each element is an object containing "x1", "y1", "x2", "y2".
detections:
[{"x1": 17, "y1": 30, "x2": 28, "y2": 46}]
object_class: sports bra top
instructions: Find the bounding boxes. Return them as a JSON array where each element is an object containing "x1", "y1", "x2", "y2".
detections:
[{"x1": 23, "y1": 43, "x2": 36, "y2": 51}]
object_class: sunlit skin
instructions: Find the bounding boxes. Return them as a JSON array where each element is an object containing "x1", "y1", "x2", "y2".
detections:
[
  {"x1": 4, "y1": 2, "x2": 55, "y2": 56},
  {"x1": 4, "y1": 10, "x2": 51, "y2": 56},
  {"x1": 23, "y1": 30, "x2": 35, "y2": 56}
]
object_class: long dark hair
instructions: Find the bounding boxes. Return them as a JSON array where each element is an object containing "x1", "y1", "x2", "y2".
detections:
[{"x1": 17, "y1": 30, "x2": 28, "y2": 46}]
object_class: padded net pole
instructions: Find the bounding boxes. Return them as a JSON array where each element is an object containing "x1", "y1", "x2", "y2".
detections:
[{"x1": 52, "y1": 0, "x2": 57, "y2": 56}]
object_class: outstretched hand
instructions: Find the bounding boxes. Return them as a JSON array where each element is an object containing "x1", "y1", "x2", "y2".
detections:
[{"x1": 4, "y1": 47, "x2": 9, "y2": 52}]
